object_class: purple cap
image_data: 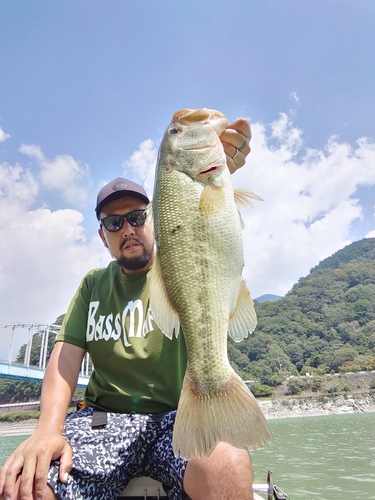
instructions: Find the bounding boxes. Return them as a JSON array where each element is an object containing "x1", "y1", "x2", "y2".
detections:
[{"x1": 95, "y1": 177, "x2": 150, "y2": 219}]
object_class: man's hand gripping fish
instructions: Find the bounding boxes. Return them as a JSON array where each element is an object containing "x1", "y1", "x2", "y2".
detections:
[{"x1": 149, "y1": 108, "x2": 272, "y2": 460}]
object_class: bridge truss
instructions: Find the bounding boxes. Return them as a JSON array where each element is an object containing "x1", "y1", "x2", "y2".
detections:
[{"x1": 0, "y1": 323, "x2": 90, "y2": 386}]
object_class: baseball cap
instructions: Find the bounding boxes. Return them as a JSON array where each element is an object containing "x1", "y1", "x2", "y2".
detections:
[{"x1": 95, "y1": 177, "x2": 150, "y2": 219}]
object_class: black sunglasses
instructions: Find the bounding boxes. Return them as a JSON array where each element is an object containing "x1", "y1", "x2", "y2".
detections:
[{"x1": 100, "y1": 209, "x2": 147, "y2": 232}]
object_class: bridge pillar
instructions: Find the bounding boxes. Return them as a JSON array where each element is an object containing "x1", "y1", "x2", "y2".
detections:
[{"x1": 7, "y1": 325, "x2": 16, "y2": 363}]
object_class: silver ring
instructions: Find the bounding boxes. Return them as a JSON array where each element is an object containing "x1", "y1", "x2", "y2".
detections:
[
  {"x1": 238, "y1": 139, "x2": 247, "y2": 151},
  {"x1": 232, "y1": 149, "x2": 239, "y2": 161}
]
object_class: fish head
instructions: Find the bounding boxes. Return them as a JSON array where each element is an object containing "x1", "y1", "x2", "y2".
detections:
[{"x1": 158, "y1": 108, "x2": 229, "y2": 183}]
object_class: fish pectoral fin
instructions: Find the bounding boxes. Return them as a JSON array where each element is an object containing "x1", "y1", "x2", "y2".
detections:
[
  {"x1": 149, "y1": 256, "x2": 180, "y2": 339},
  {"x1": 145, "y1": 202, "x2": 154, "y2": 232},
  {"x1": 237, "y1": 209, "x2": 245, "y2": 230},
  {"x1": 234, "y1": 189, "x2": 263, "y2": 210},
  {"x1": 199, "y1": 184, "x2": 226, "y2": 216},
  {"x1": 228, "y1": 279, "x2": 257, "y2": 342}
]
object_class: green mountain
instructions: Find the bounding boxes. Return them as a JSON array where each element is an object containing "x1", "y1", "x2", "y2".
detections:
[
  {"x1": 229, "y1": 238, "x2": 375, "y2": 390},
  {"x1": 254, "y1": 294, "x2": 282, "y2": 304}
]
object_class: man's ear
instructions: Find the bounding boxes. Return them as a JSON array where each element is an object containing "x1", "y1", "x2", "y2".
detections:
[{"x1": 98, "y1": 226, "x2": 109, "y2": 249}]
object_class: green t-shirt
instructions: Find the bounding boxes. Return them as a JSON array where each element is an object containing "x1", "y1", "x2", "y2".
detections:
[{"x1": 57, "y1": 261, "x2": 187, "y2": 414}]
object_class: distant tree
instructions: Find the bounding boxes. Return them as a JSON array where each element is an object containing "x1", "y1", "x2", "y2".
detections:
[
  {"x1": 353, "y1": 355, "x2": 375, "y2": 371},
  {"x1": 245, "y1": 333, "x2": 273, "y2": 362},
  {"x1": 266, "y1": 344, "x2": 297, "y2": 375},
  {"x1": 287, "y1": 377, "x2": 305, "y2": 395},
  {"x1": 249, "y1": 382, "x2": 274, "y2": 397},
  {"x1": 338, "y1": 361, "x2": 361, "y2": 373},
  {"x1": 54, "y1": 314, "x2": 65, "y2": 326},
  {"x1": 249, "y1": 359, "x2": 279, "y2": 387},
  {"x1": 16, "y1": 329, "x2": 55, "y2": 366},
  {"x1": 329, "y1": 346, "x2": 358, "y2": 372},
  {"x1": 311, "y1": 375, "x2": 323, "y2": 392},
  {"x1": 227, "y1": 340, "x2": 253, "y2": 374},
  {"x1": 284, "y1": 343, "x2": 304, "y2": 370},
  {"x1": 360, "y1": 321, "x2": 375, "y2": 348},
  {"x1": 336, "y1": 321, "x2": 360, "y2": 343},
  {"x1": 0, "y1": 380, "x2": 42, "y2": 404}
]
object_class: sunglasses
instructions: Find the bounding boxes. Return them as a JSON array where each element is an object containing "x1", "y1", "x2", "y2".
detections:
[{"x1": 100, "y1": 209, "x2": 147, "y2": 232}]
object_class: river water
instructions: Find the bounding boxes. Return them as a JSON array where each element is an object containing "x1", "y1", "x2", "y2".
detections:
[
  {"x1": 252, "y1": 412, "x2": 375, "y2": 499},
  {"x1": 1, "y1": 412, "x2": 374, "y2": 499}
]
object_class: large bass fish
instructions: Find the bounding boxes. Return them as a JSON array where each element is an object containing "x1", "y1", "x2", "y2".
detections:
[{"x1": 149, "y1": 108, "x2": 271, "y2": 459}]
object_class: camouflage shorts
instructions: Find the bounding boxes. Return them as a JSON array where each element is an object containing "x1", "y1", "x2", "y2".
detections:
[{"x1": 47, "y1": 407, "x2": 187, "y2": 500}]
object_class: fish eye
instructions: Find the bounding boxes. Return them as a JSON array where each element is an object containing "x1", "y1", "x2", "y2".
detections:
[{"x1": 169, "y1": 126, "x2": 182, "y2": 135}]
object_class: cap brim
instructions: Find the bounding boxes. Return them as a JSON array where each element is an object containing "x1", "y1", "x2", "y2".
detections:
[{"x1": 95, "y1": 191, "x2": 150, "y2": 218}]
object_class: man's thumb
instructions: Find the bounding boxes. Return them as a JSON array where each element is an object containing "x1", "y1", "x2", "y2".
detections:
[{"x1": 59, "y1": 447, "x2": 73, "y2": 483}]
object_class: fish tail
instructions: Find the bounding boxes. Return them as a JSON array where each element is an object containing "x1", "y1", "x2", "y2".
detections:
[{"x1": 172, "y1": 371, "x2": 272, "y2": 460}]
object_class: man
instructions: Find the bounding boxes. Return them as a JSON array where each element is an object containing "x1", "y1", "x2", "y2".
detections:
[{"x1": 0, "y1": 119, "x2": 253, "y2": 500}]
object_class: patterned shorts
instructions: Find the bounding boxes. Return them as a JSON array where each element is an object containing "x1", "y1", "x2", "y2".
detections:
[{"x1": 47, "y1": 407, "x2": 187, "y2": 500}]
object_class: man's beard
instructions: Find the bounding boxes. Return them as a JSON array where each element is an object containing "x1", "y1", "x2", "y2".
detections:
[
  {"x1": 116, "y1": 249, "x2": 153, "y2": 271},
  {"x1": 116, "y1": 237, "x2": 153, "y2": 271}
]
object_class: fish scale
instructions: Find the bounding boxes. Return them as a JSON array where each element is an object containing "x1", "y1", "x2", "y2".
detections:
[{"x1": 149, "y1": 108, "x2": 272, "y2": 459}]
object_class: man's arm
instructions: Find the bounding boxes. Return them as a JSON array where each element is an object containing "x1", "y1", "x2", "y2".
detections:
[{"x1": 0, "y1": 341, "x2": 85, "y2": 500}]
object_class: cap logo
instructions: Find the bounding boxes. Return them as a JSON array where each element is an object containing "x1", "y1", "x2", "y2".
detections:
[{"x1": 112, "y1": 181, "x2": 127, "y2": 191}]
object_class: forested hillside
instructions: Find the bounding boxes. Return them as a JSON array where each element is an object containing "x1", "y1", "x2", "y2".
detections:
[{"x1": 229, "y1": 237, "x2": 375, "y2": 394}]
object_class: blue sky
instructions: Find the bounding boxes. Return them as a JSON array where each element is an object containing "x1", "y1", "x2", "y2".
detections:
[{"x1": 0, "y1": 1, "x2": 375, "y2": 348}]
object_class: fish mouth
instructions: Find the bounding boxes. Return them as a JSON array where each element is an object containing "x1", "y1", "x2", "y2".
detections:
[
  {"x1": 182, "y1": 144, "x2": 216, "y2": 151},
  {"x1": 199, "y1": 166, "x2": 219, "y2": 175}
]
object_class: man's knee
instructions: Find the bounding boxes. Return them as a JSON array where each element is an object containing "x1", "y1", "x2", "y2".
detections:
[{"x1": 183, "y1": 443, "x2": 253, "y2": 500}]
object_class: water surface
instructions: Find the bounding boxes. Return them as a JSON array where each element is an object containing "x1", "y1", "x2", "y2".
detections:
[
  {"x1": 252, "y1": 412, "x2": 375, "y2": 499},
  {"x1": 1, "y1": 413, "x2": 374, "y2": 499}
]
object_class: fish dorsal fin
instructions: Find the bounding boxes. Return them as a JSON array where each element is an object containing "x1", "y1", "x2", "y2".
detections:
[
  {"x1": 234, "y1": 189, "x2": 263, "y2": 210},
  {"x1": 199, "y1": 184, "x2": 226, "y2": 216},
  {"x1": 228, "y1": 279, "x2": 257, "y2": 342},
  {"x1": 149, "y1": 256, "x2": 180, "y2": 339}
]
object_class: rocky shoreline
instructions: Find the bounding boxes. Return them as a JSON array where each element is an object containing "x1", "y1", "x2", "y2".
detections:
[
  {"x1": 1, "y1": 393, "x2": 374, "y2": 437},
  {"x1": 259, "y1": 392, "x2": 375, "y2": 419},
  {"x1": 0, "y1": 419, "x2": 38, "y2": 437}
]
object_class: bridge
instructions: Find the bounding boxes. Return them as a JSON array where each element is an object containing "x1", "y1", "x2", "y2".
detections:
[{"x1": 0, "y1": 323, "x2": 90, "y2": 387}]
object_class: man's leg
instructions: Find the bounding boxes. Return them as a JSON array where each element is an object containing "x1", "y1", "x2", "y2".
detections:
[
  {"x1": 46, "y1": 485, "x2": 58, "y2": 499},
  {"x1": 183, "y1": 443, "x2": 253, "y2": 500},
  {"x1": 0, "y1": 480, "x2": 57, "y2": 500}
]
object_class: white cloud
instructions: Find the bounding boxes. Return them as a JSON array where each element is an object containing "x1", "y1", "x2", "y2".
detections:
[
  {"x1": 122, "y1": 138, "x2": 158, "y2": 198},
  {"x1": 0, "y1": 126, "x2": 10, "y2": 142},
  {"x1": 233, "y1": 114, "x2": 375, "y2": 297},
  {"x1": 290, "y1": 92, "x2": 299, "y2": 103},
  {"x1": 19, "y1": 144, "x2": 91, "y2": 207},
  {"x1": 19, "y1": 144, "x2": 44, "y2": 162},
  {"x1": 0, "y1": 162, "x2": 110, "y2": 359},
  {"x1": 0, "y1": 162, "x2": 39, "y2": 207}
]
